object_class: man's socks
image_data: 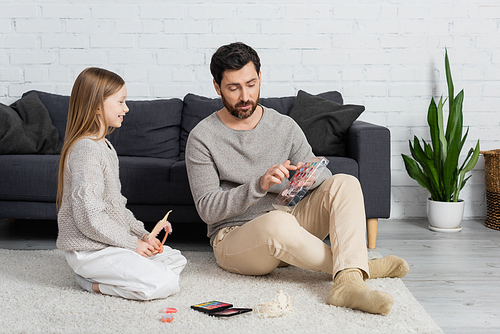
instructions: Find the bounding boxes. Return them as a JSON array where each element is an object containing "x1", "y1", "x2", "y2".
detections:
[
  {"x1": 327, "y1": 268, "x2": 394, "y2": 315},
  {"x1": 368, "y1": 255, "x2": 410, "y2": 279}
]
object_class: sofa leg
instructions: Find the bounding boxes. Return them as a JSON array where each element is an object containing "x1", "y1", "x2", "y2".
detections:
[{"x1": 366, "y1": 218, "x2": 378, "y2": 249}]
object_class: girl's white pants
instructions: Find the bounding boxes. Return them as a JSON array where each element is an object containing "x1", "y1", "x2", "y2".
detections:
[{"x1": 65, "y1": 245, "x2": 187, "y2": 300}]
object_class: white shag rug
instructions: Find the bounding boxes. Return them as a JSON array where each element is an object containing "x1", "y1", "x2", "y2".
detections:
[{"x1": 0, "y1": 249, "x2": 443, "y2": 334}]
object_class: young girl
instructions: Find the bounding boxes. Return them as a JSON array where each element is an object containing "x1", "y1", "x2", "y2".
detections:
[{"x1": 56, "y1": 67, "x2": 186, "y2": 300}]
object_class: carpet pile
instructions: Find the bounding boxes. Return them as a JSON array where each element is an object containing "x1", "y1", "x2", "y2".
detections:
[{"x1": 0, "y1": 249, "x2": 443, "y2": 333}]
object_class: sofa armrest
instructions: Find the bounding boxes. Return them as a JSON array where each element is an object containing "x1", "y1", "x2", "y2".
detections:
[{"x1": 345, "y1": 120, "x2": 391, "y2": 219}]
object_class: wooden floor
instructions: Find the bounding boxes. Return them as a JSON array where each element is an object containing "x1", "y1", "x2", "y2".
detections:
[{"x1": 1, "y1": 218, "x2": 499, "y2": 333}]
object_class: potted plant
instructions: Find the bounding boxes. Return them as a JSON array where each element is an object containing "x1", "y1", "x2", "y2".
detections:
[{"x1": 401, "y1": 50, "x2": 480, "y2": 232}]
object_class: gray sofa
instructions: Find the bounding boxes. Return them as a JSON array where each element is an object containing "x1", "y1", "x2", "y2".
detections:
[{"x1": 0, "y1": 90, "x2": 390, "y2": 248}]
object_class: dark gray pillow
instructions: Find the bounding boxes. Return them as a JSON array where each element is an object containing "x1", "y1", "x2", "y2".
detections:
[
  {"x1": 289, "y1": 90, "x2": 364, "y2": 156},
  {"x1": 107, "y1": 98, "x2": 183, "y2": 159},
  {"x1": 0, "y1": 92, "x2": 62, "y2": 154}
]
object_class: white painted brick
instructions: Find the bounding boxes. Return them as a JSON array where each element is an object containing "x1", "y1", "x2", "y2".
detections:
[
  {"x1": 236, "y1": 5, "x2": 283, "y2": 19},
  {"x1": 333, "y1": 6, "x2": 381, "y2": 20},
  {"x1": 0, "y1": 19, "x2": 10, "y2": 33},
  {"x1": 302, "y1": 51, "x2": 347, "y2": 66},
  {"x1": 15, "y1": 19, "x2": 61, "y2": 33},
  {"x1": 90, "y1": 35, "x2": 136, "y2": 48},
  {"x1": 316, "y1": 67, "x2": 341, "y2": 82},
  {"x1": 0, "y1": 35, "x2": 37, "y2": 48},
  {"x1": 157, "y1": 51, "x2": 205, "y2": 65},
  {"x1": 341, "y1": 68, "x2": 363, "y2": 81},
  {"x1": 268, "y1": 67, "x2": 293, "y2": 82},
  {"x1": 332, "y1": 35, "x2": 379, "y2": 49},
  {"x1": 49, "y1": 69, "x2": 71, "y2": 82},
  {"x1": 25, "y1": 68, "x2": 46, "y2": 82},
  {"x1": 261, "y1": 20, "x2": 307, "y2": 34},
  {"x1": 0, "y1": 5, "x2": 38, "y2": 18},
  {"x1": 108, "y1": 51, "x2": 154, "y2": 64},
  {"x1": 140, "y1": 6, "x2": 184, "y2": 19},
  {"x1": 213, "y1": 20, "x2": 258, "y2": 34},
  {"x1": 172, "y1": 68, "x2": 195, "y2": 82},
  {"x1": 451, "y1": 19, "x2": 497, "y2": 34},
  {"x1": 42, "y1": 34, "x2": 86, "y2": 49},
  {"x1": 477, "y1": 5, "x2": 500, "y2": 18},
  {"x1": 42, "y1": 5, "x2": 87, "y2": 19},
  {"x1": 0, "y1": 68, "x2": 23, "y2": 82},
  {"x1": 66, "y1": 20, "x2": 112, "y2": 33},
  {"x1": 9, "y1": 84, "x2": 53, "y2": 98},
  {"x1": 380, "y1": 34, "x2": 428, "y2": 48},
  {"x1": 139, "y1": 35, "x2": 184, "y2": 48},
  {"x1": 188, "y1": 5, "x2": 235, "y2": 19},
  {"x1": 357, "y1": 20, "x2": 403, "y2": 34},
  {"x1": 164, "y1": 20, "x2": 211, "y2": 34},
  {"x1": 147, "y1": 69, "x2": 172, "y2": 83},
  {"x1": 397, "y1": 6, "x2": 428, "y2": 19},
  {"x1": 260, "y1": 52, "x2": 301, "y2": 66},
  {"x1": 125, "y1": 83, "x2": 150, "y2": 98},
  {"x1": 286, "y1": 5, "x2": 331, "y2": 19},
  {"x1": 91, "y1": 6, "x2": 139, "y2": 19},
  {"x1": 60, "y1": 51, "x2": 105, "y2": 65},
  {"x1": 309, "y1": 20, "x2": 353, "y2": 34},
  {"x1": 10, "y1": 52, "x2": 55, "y2": 64}
]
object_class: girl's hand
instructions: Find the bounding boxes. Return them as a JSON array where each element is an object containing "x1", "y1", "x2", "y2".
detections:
[
  {"x1": 150, "y1": 237, "x2": 162, "y2": 254},
  {"x1": 135, "y1": 239, "x2": 156, "y2": 257}
]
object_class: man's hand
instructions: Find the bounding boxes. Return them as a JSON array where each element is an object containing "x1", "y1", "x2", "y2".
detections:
[
  {"x1": 295, "y1": 161, "x2": 316, "y2": 188},
  {"x1": 259, "y1": 160, "x2": 298, "y2": 192},
  {"x1": 135, "y1": 239, "x2": 156, "y2": 257}
]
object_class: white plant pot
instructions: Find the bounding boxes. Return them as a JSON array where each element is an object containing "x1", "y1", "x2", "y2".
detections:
[{"x1": 427, "y1": 198, "x2": 464, "y2": 233}]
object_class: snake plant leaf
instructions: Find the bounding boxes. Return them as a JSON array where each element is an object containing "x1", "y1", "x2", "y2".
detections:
[
  {"x1": 442, "y1": 139, "x2": 460, "y2": 201},
  {"x1": 445, "y1": 48, "x2": 454, "y2": 123},
  {"x1": 461, "y1": 140, "x2": 480, "y2": 174},
  {"x1": 402, "y1": 154, "x2": 433, "y2": 192},
  {"x1": 447, "y1": 90, "x2": 464, "y2": 146}
]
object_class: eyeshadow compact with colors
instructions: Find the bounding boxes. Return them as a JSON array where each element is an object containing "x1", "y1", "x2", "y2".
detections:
[{"x1": 191, "y1": 301, "x2": 252, "y2": 317}]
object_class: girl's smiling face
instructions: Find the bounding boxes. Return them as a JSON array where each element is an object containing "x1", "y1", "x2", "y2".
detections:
[{"x1": 102, "y1": 85, "x2": 129, "y2": 129}]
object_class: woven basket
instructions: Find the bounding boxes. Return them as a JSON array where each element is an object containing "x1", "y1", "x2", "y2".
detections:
[{"x1": 482, "y1": 149, "x2": 500, "y2": 231}]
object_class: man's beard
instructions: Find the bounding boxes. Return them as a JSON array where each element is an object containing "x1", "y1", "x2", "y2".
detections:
[{"x1": 221, "y1": 93, "x2": 260, "y2": 119}]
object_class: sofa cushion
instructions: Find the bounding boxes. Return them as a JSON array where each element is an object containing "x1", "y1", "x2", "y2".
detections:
[
  {"x1": 118, "y1": 156, "x2": 176, "y2": 205},
  {"x1": 0, "y1": 92, "x2": 62, "y2": 154},
  {"x1": 107, "y1": 98, "x2": 183, "y2": 159},
  {"x1": 0, "y1": 155, "x2": 59, "y2": 202},
  {"x1": 23, "y1": 91, "x2": 183, "y2": 159},
  {"x1": 289, "y1": 90, "x2": 364, "y2": 157},
  {"x1": 23, "y1": 90, "x2": 70, "y2": 143}
]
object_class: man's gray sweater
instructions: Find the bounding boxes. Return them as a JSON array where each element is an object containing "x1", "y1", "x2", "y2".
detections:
[{"x1": 186, "y1": 106, "x2": 331, "y2": 245}]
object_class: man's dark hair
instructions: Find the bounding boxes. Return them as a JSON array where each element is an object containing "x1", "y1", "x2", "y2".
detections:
[{"x1": 210, "y1": 42, "x2": 261, "y2": 86}]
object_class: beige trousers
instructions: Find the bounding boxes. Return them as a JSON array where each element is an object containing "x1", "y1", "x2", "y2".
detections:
[{"x1": 212, "y1": 174, "x2": 369, "y2": 278}]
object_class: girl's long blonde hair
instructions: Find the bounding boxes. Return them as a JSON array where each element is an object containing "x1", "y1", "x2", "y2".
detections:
[{"x1": 56, "y1": 67, "x2": 125, "y2": 210}]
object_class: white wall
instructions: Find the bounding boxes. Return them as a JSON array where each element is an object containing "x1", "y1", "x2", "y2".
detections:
[{"x1": 1, "y1": 0, "x2": 499, "y2": 219}]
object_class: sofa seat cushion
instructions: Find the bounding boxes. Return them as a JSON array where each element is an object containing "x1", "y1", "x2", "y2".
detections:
[
  {"x1": 325, "y1": 156, "x2": 359, "y2": 178},
  {"x1": 118, "y1": 156, "x2": 176, "y2": 205},
  {"x1": 168, "y1": 160, "x2": 195, "y2": 205},
  {"x1": 0, "y1": 155, "x2": 59, "y2": 202}
]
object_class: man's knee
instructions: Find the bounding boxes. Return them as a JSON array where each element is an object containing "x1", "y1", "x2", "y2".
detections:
[
  {"x1": 259, "y1": 210, "x2": 303, "y2": 243},
  {"x1": 323, "y1": 174, "x2": 361, "y2": 192}
]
